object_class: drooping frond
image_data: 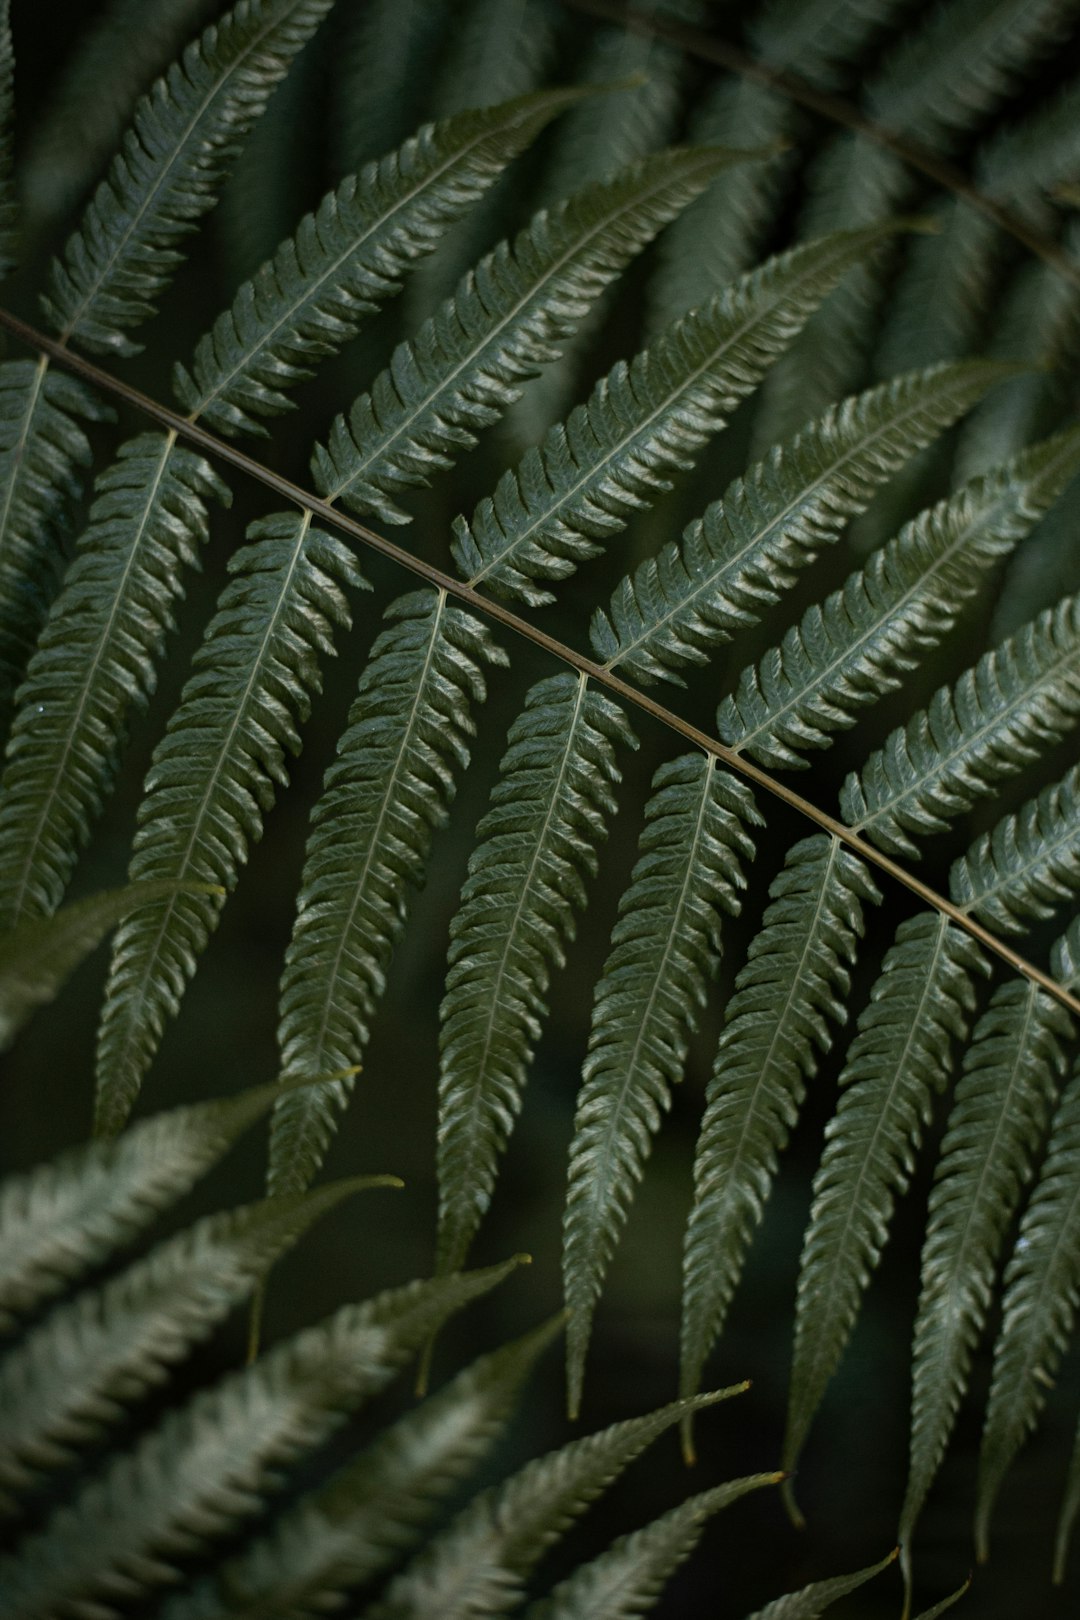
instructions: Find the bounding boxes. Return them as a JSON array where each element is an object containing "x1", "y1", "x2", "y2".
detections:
[
  {"x1": 454, "y1": 224, "x2": 895, "y2": 608},
  {"x1": 174, "y1": 87, "x2": 584, "y2": 437},
  {"x1": 0, "y1": 878, "x2": 218, "y2": 1050},
  {"x1": 975, "y1": 1055, "x2": 1080, "y2": 1558},
  {"x1": 522, "y1": 1474, "x2": 780, "y2": 1620},
  {"x1": 271, "y1": 589, "x2": 506, "y2": 1197},
  {"x1": 160, "y1": 1315, "x2": 562, "y2": 1620},
  {"x1": 370, "y1": 1385, "x2": 747, "y2": 1620},
  {"x1": 0, "y1": 434, "x2": 229, "y2": 928},
  {"x1": 0, "y1": 1178, "x2": 380, "y2": 1507},
  {"x1": 0, "y1": 1082, "x2": 280, "y2": 1330},
  {"x1": 743, "y1": 1550, "x2": 899, "y2": 1620},
  {"x1": 898, "y1": 975, "x2": 1076, "y2": 1562},
  {"x1": 94, "y1": 513, "x2": 367, "y2": 1137},
  {"x1": 564, "y1": 752, "x2": 760, "y2": 1417},
  {"x1": 949, "y1": 761, "x2": 1080, "y2": 935},
  {"x1": 680, "y1": 834, "x2": 879, "y2": 1426},
  {"x1": 841, "y1": 594, "x2": 1080, "y2": 856},
  {"x1": 436, "y1": 671, "x2": 636, "y2": 1277},
  {"x1": 0, "y1": 361, "x2": 111, "y2": 726},
  {"x1": 781, "y1": 912, "x2": 987, "y2": 1492},
  {"x1": 0, "y1": 0, "x2": 15, "y2": 279},
  {"x1": 719, "y1": 427, "x2": 1080, "y2": 769},
  {"x1": 592, "y1": 361, "x2": 1004, "y2": 686},
  {"x1": 0, "y1": 1258, "x2": 522, "y2": 1619},
  {"x1": 311, "y1": 145, "x2": 752, "y2": 525},
  {"x1": 42, "y1": 0, "x2": 336, "y2": 355}
]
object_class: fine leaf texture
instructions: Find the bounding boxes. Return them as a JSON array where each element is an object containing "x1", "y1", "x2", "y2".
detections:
[
  {"x1": 949, "y1": 760, "x2": 1080, "y2": 936},
  {"x1": 0, "y1": 1082, "x2": 282, "y2": 1330},
  {"x1": 719, "y1": 426, "x2": 1080, "y2": 769},
  {"x1": 782, "y1": 912, "x2": 988, "y2": 1490},
  {"x1": 312, "y1": 144, "x2": 747, "y2": 525},
  {"x1": 841, "y1": 594, "x2": 1080, "y2": 856},
  {"x1": 174, "y1": 86, "x2": 587, "y2": 436},
  {"x1": 0, "y1": 1177, "x2": 383, "y2": 1506},
  {"x1": 742, "y1": 1550, "x2": 898, "y2": 1620},
  {"x1": 271, "y1": 589, "x2": 507, "y2": 1197},
  {"x1": 436, "y1": 671, "x2": 637, "y2": 1277},
  {"x1": 42, "y1": 0, "x2": 336, "y2": 354},
  {"x1": 454, "y1": 223, "x2": 898, "y2": 608},
  {"x1": 522, "y1": 1474, "x2": 781, "y2": 1620},
  {"x1": 679, "y1": 833, "x2": 880, "y2": 1430},
  {"x1": 0, "y1": 433, "x2": 230, "y2": 928},
  {"x1": 564, "y1": 751, "x2": 760, "y2": 1417},
  {"x1": 94, "y1": 513, "x2": 367, "y2": 1138},
  {"x1": 591, "y1": 360, "x2": 1006, "y2": 685},
  {"x1": 0, "y1": 1258, "x2": 524, "y2": 1619},
  {"x1": 369, "y1": 1385, "x2": 747, "y2": 1620},
  {"x1": 898, "y1": 975, "x2": 1076, "y2": 1560},
  {"x1": 159, "y1": 1315, "x2": 564, "y2": 1620}
]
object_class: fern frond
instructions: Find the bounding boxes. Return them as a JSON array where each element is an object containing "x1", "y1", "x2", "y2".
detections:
[
  {"x1": 0, "y1": 1177, "x2": 383, "y2": 1505},
  {"x1": 564, "y1": 752, "x2": 760, "y2": 1417},
  {"x1": 679, "y1": 834, "x2": 879, "y2": 1427},
  {"x1": 370, "y1": 1384, "x2": 747, "y2": 1620},
  {"x1": 0, "y1": 433, "x2": 229, "y2": 928},
  {"x1": 0, "y1": 0, "x2": 15, "y2": 279},
  {"x1": 0, "y1": 877, "x2": 219, "y2": 1050},
  {"x1": 0, "y1": 1258, "x2": 523, "y2": 1619},
  {"x1": 719, "y1": 427, "x2": 1080, "y2": 769},
  {"x1": 909, "y1": 1582, "x2": 973, "y2": 1620},
  {"x1": 174, "y1": 86, "x2": 584, "y2": 437},
  {"x1": 592, "y1": 361, "x2": 1004, "y2": 686},
  {"x1": 898, "y1": 975, "x2": 1075, "y2": 1562},
  {"x1": 454, "y1": 224, "x2": 895, "y2": 608},
  {"x1": 782, "y1": 912, "x2": 987, "y2": 1492},
  {"x1": 42, "y1": 0, "x2": 335, "y2": 355},
  {"x1": 0, "y1": 1082, "x2": 280, "y2": 1329},
  {"x1": 742, "y1": 1549, "x2": 898, "y2": 1620},
  {"x1": 950, "y1": 762, "x2": 1080, "y2": 935},
  {"x1": 94, "y1": 512, "x2": 366, "y2": 1137},
  {"x1": 975, "y1": 1055, "x2": 1080, "y2": 1557},
  {"x1": 311, "y1": 145, "x2": 752, "y2": 525},
  {"x1": 161, "y1": 1315, "x2": 562, "y2": 1620},
  {"x1": 841, "y1": 594, "x2": 1080, "y2": 857},
  {"x1": 271, "y1": 589, "x2": 507, "y2": 1197},
  {"x1": 0, "y1": 360, "x2": 111, "y2": 725},
  {"x1": 333, "y1": 0, "x2": 448, "y2": 174},
  {"x1": 523, "y1": 1473, "x2": 781, "y2": 1620},
  {"x1": 436, "y1": 671, "x2": 636, "y2": 1277}
]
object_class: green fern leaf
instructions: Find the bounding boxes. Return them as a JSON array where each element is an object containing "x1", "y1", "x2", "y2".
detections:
[
  {"x1": 909, "y1": 1582, "x2": 973, "y2": 1620},
  {"x1": 898, "y1": 975, "x2": 1075, "y2": 1560},
  {"x1": 0, "y1": 1257, "x2": 523, "y2": 1619},
  {"x1": 679, "y1": 834, "x2": 879, "y2": 1428},
  {"x1": 42, "y1": 0, "x2": 335, "y2": 355},
  {"x1": 94, "y1": 512, "x2": 367, "y2": 1137},
  {"x1": 782, "y1": 912, "x2": 987, "y2": 1493},
  {"x1": 0, "y1": 1082, "x2": 282, "y2": 1329},
  {"x1": 592, "y1": 361, "x2": 1004, "y2": 685},
  {"x1": 435, "y1": 671, "x2": 636, "y2": 1277},
  {"x1": 719, "y1": 427, "x2": 1080, "y2": 769},
  {"x1": 841, "y1": 594, "x2": 1080, "y2": 856},
  {"x1": 161, "y1": 1315, "x2": 563, "y2": 1620},
  {"x1": 0, "y1": 1177, "x2": 389, "y2": 1507},
  {"x1": 310, "y1": 145, "x2": 752, "y2": 526},
  {"x1": 564, "y1": 752, "x2": 760, "y2": 1417},
  {"x1": 174, "y1": 85, "x2": 584, "y2": 437},
  {"x1": 522, "y1": 1473, "x2": 781, "y2": 1620},
  {"x1": 453, "y1": 224, "x2": 896, "y2": 608},
  {"x1": 334, "y1": 0, "x2": 448, "y2": 173},
  {"x1": 742, "y1": 1549, "x2": 898, "y2": 1620},
  {"x1": 0, "y1": 434, "x2": 229, "y2": 928},
  {"x1": 369, "y1": 1384, "x2": 747, "y2": 1620},
  {"x1": 0, "y1": 0, "x2": 15, "y2": 278},
  {"x1": 271, "y1": 589, "x2": 507, "y2": 1197},
  {"x1": 0, "y1": 361, "x2": 111, "y2": 726},
  {"x1": 949, "y1": 761, "x2": 1080, "y2": 935},
  {"x1": 975, "y1": 1055, "x2": 1080, "y2": 1557},
  {"x1": 0, "y1": 877, "x2": 219, "y2": 1049}
]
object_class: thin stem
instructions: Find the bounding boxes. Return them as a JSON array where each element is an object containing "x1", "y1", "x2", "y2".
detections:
[{"x1": 0, "y1": 302, "x2": 1076, "y2": 1017}]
